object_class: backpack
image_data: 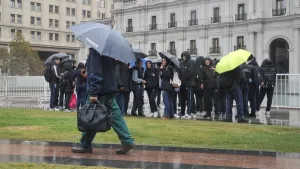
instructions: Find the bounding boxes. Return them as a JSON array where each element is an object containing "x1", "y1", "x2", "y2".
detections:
[
  {"x1": 44, "y1": 64, "x2": 52, "y2": 82},
  {"x1": 60, "y1": 71, "x2": 69, "y2": 87},
  {"x1": 242, "y1": 65, "x2": 252, "y2": 84},
  {"x1": 264, "y1": 68, "x2": 276, "y2": 88}
]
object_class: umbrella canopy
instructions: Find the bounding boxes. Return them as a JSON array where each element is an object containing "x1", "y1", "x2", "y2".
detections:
[
  {"x1": 215, "y1": 49, "x2": 252, "y2": 74},
  {"x1": 133, "y1": 48, "x2": 148, "y2": 59},
  {"x1": 158, "y1": 52, "x2": 180, "y2": 68},
  {"x1": 151, "y1": 58, "x2": 162, "y2": 64},
  {"x1": 61, "y1": 58, "x2": 76, "y2": 64},
  {"x1": 44, "y1": 53, "x2": 69, "y2": 65},
  {"x1": 129, "y1": 58, "x2": 150, "y2": 69},
  {"x1": 70, "y1": 23, "x2": 135, "y2": 64}
]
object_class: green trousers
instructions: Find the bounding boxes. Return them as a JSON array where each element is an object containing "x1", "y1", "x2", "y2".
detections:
[{"x1": 80, "y1": 94, "x2": 134, "y2": 148}]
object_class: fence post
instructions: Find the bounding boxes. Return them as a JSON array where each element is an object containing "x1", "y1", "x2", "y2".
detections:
[{"x1": 4, "y1": 76, "x2": 7, "y2": 97}]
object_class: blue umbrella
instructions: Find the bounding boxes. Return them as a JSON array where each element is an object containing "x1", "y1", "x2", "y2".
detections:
[
  {"x1": 70, "y1": 23, "x2": 135, "y2": 64},
  {"x1": 130, "y1": 58, "x2": 151, "y2": 69}
]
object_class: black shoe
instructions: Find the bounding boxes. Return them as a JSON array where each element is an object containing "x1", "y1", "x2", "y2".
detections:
[
  {"x1": 116, "y1": 143, "x2": 135, "y2": 155},
  {"x1": 138, "y1": 113, "x2": 145, "y2": 117},
  {"x1": 71, "y1": 146, "x2": 92, "y2": 153},
  {"x1": 131, "y1": 113, "x2": 137, "y2": 116},
  {"x1": 238, "y1": 119, "x2": 248, "y2": 123},
  {"x1": 249, "y1": 113, "x2": 256, "y2": 117}
]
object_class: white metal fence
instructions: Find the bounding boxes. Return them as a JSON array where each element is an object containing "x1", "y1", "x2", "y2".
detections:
[{"x1": 0, "y1": 74, "x2": 299, "y2": 109}]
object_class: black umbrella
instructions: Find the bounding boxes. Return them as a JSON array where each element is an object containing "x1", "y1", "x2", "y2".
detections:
[
  {"x1": 44, "y1": 53, "x2": 69, "y2": 65},
  {"x1": 158, "y1": 52, "x2": 180, "y2": 68},
  {"x1": 133, "y1": 48, "x2": 148, "y2": 59}
]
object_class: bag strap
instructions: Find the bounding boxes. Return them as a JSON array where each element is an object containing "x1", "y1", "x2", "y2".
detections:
[{"x1": 85, "y1": 103, "x2": 98, "y2": 122}]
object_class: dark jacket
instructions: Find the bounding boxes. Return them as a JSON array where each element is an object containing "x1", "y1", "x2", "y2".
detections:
[
  {"x1": 115, "y1": 61, "x2": 131, "y2": 92},
  {"x1": 179, "y1": 52, "x2": 196, "y2": 87},
  {"x1": 86, "y1": 48, "x2": 117, "y2": 97},
  {"x1": 60, "y1": 70, "x2": 74, "y2": 92},
  {"x1": 219, "y1": 66, "x2": 244, "y2": 91},
  {"x1": 144, "y1": 67, "x2": 159, "y2": 89},
  {"x1": 50, "y1": 63, "x2": 61, "y2": 83},
  {"x1": 259, "y1": 59, "x2": 277, "y2": 85},
  {"x1": 195, "y1": 56, "x2": 204, "y2": 92},
  {"x1": 74, "y1": 68, "x2": 86, "y2": 88},
  {"x1": 132, "y1": 66, "x2": 144, "y2": 86},
  {"x1": 161, "y1": 66, "x2": 174, "y2": 93},
  {"x1": 203, "y1": 57, "x2": 217, "y2": 89}
]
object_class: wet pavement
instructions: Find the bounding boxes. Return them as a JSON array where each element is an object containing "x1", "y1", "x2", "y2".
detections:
[{"x1": 0, "y1": 140, "x2": 300, "y2": 169}]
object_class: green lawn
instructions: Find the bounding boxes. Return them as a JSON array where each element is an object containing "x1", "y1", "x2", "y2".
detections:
[
  {"x1": 0, "y1": 108, "x2": 300, "y2": 152},
  {"x1": 0, "y1": 163, "x2": 116, "y2": 169}
]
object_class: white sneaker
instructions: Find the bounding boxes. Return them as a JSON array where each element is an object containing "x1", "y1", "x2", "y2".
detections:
[
  {"x1": 153, "y1": 112, "x2": 159, "y2": 118},
  {"x1": 64, "y1": 109, "x2": 71, "y2": 112},
  {"x1": 256, "y1": 111, "x2": 260, "y2": 116},
  {"x1": 196, "y1": 112, "x2": 202, "y2": 116},
  {"x1": 146, "y1": 113, "x2": 154, "y2": 118},
  {"x1": 174, "y1": 114, "x2": 181, "y2": 119},
  {"x1": 265, "y1": 111, "x2": 270, "y2": 115},
  {"x1": 52, "y1": 108, "x2": 60, "y2": 111},
  {"x1": 192, "y1": 114, "x2": 197, "y2": 119},
  {"x1": 184, "y1": 114, "x2": 192, "y2": 120}
]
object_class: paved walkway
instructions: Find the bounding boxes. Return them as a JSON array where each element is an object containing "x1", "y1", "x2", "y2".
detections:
[{"x1": 0, "y1": 140, "x2": 299, "y2": 169}]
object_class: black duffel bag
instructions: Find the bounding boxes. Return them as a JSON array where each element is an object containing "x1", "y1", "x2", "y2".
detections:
[{"x1": 77, "y1": 103, "x2": 111, "y2": 132}]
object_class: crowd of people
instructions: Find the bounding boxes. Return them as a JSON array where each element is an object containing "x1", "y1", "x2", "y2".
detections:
[{"x1": 45, "y1": 51, "x2": 277, "y2": 123}]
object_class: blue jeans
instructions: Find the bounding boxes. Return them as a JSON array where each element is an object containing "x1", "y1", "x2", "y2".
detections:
[
  {"x1": 163, "y1": 91, "x2": 174, "y2": 118},
  {"x1": 76, "y1": 85, "x2": 87, "y2": 110},
  {"x1": 226, "y1": 88, "x2": 244, "y2": 120},
  {"x1": 116, "y1": 92, "x2": 124, "y2": 116},
  {"x1": 49, "y1": 83, "x2": 58, "y2": 109}
]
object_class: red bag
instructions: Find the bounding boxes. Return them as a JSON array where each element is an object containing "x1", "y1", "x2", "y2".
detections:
[{"x1": 69, "y1": 93, "x2": 77, "y2": 109}]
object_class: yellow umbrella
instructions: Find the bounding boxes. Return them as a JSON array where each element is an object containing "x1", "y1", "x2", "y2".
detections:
[{"x1": 215, "y1": 49, "x2": 252, "y2": 74}]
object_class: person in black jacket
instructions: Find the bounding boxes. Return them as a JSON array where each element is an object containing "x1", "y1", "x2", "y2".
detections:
[
  {"x1": 131, "y1": 59, "x2": 146, "y2": 117},
  {"x1": 179, "y1": 51, "x2": 196, "y2": 119},
  {"x1": 161, "y1": 58, "x2": 175, "y2": 119},
  {"x1": 257, "y1": 59, "x2": 277, "y2": 115},
  {"x1": 219, "y1": 66, "x2": 247, "y2": 123},
  {"x1": 59, "y1": 60, "x2": 75, "y2": 112},
  {"x1": 49, "y1": 56, "x2": 61, "y2": 110},
  {"x1": 202, "y1": 57, "x2": 218, "y2": 118},
  {"x1": 194, "y1": 56, "x2": 204, "y2": 116},
  {"x1": 74, "y1": 62, "x2": 87, "y2": 110},
  {"x1": 71, "y1": 48, "x2": 135, "y2": 155},
  {"x1": 144, "y1": 61, "x2": 159, "y2": 118},
  {"x1": 246, "y1": 55, "x2": 259, "y2": 117}
]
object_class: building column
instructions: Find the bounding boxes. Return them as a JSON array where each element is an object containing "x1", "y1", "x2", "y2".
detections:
[
  {"x1": 256, "y1": 31, "x2": 264, "y2": 65},
  {"x1": 256, "y1": 0, "x2": 264, "y2": 18},
  {"x1": 293, "y1": 28, "x2": 300, "y2": 73},
  {"x1": 222, "y1": 35, "x2": 230, "y2": 56},
  {"x1": 249, "y1": 32, "x2": 255, "y2": 55}
]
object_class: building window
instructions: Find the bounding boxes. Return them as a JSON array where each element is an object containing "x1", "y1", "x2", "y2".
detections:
[
  {"x1": 168, "y1": 13, "x2": 176, "y2": 28},
  {"x1": 30, "y1": 2, "x2": 35, "y2": 10},
  {"x1": 189, "y1": 10, "x2": 198, "y2": 26},
  {"x1": 36, "y1": 17, "x2": 41, "y2": 25},
  {"x1": 211, "y1": 7, "x2": 220, "y2": 23},
  {"x1": 36, "y1": 3, "x2": 41, "y2": 11},
  {"x1": 150, "y1": 16, "x2": 157, "y2": 30},
  {"x1": 126, "y1": 19, "x2": 133, "y2": 32},
  {"x1": 188, "y1": 40, "x2": 197, "y2": 54},
  {"x1": 236, "y1": 4, "x2": 246, "y2": 21},
  {"x1": 168, "y1": 41, "x2": 176, "y2": 55},
  {"x1": 49, "y1": 5, "x2": 59, "y2": 13},
  {"x1": 210, "y1": 38, "x2": 220, "y2": 53},
  {"x1": 31, "y1": 31, "x2": 35, "y2": 40},
  {"x1": 55, "y1": 6, "x2": 59, "y2": 13},
  {"x1": 55, "y1": 20, "x2": 59, "y2": 27},
  {"x1": 66, "y1": 21, "x2": 70, "y2": 28},
  {"x1": 37, "y1": 31, "x2": 41, "y2": 40},
  {"x1": 49, "y1": 33, "x2": 53, "y2": 40},
  {"x1": 49, "y1": 5, "x2": 53, "y2": 13},
  {"x1": 82, "y1": 10, "x2": 91, "y2": 18},
  {"x1": 67, "y1": 0, "x2": 75, "y2": 3},
  {"x1": 97, "y1": 11, "x2": 101, "y2": 18},
  {"x1": 72, "y1": 21, "x2": 75, "y2": 26},
  {"x1": 87, "y1": 11, "x2": 91, "y2": 18},
  {"x1": 235, "y1": 36, "x2": 246, "y2": 50},
  {"x1": 17, "y1": 15, "x2": 22, "y2": 23},
  {"x1": 71, "y1": 8, "x2": 76, "y2": 16},
  {"x1": 83, "y1": 0, "x2": 91, "y2": 5},
  {"x1": 17, "y1": 0, "x2": 22, "y2": 8},
  {"x1": 66, "y1": 34, "x2": 70, "y2": 42},
  {"x1": 30, "y1": 16, "x2": 35, "y2": 24},
  {"x1": 149, "y1": 43, "x2": 157, "y2": 56},
  {"x1": 55, "y1": 33, "x2": 59, "y2": 41},
  {"x1": 102, "y1": 13, "x2": 105, "y2": 19},
  {"x1": 11, "y1": 29, "x2": 15, "y2": 37},
  {"x1": 10, "y1": 14, "x2": 15, "y2": 23},
  {"x1": 82, "y1": 10, "x2": 86, "y2": 17},
  {"x1": 49, "y1": 19, "x2": 53, "y2": 27},
  {"x1": 66, "y1": 7, "x2": 70, "y2": 16},
  {"x1": 273, "y1": 0, "x2": 286, "y2": 16},
  {"x1": 100, "y1": 0, "x2": 105, "y2": 8},
  {"x1": 10, "y1": 0, "x2": 15, "y2": 8},
  {"x1": 72, "y1": 35, "x2": 75, "y2": 42}
]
